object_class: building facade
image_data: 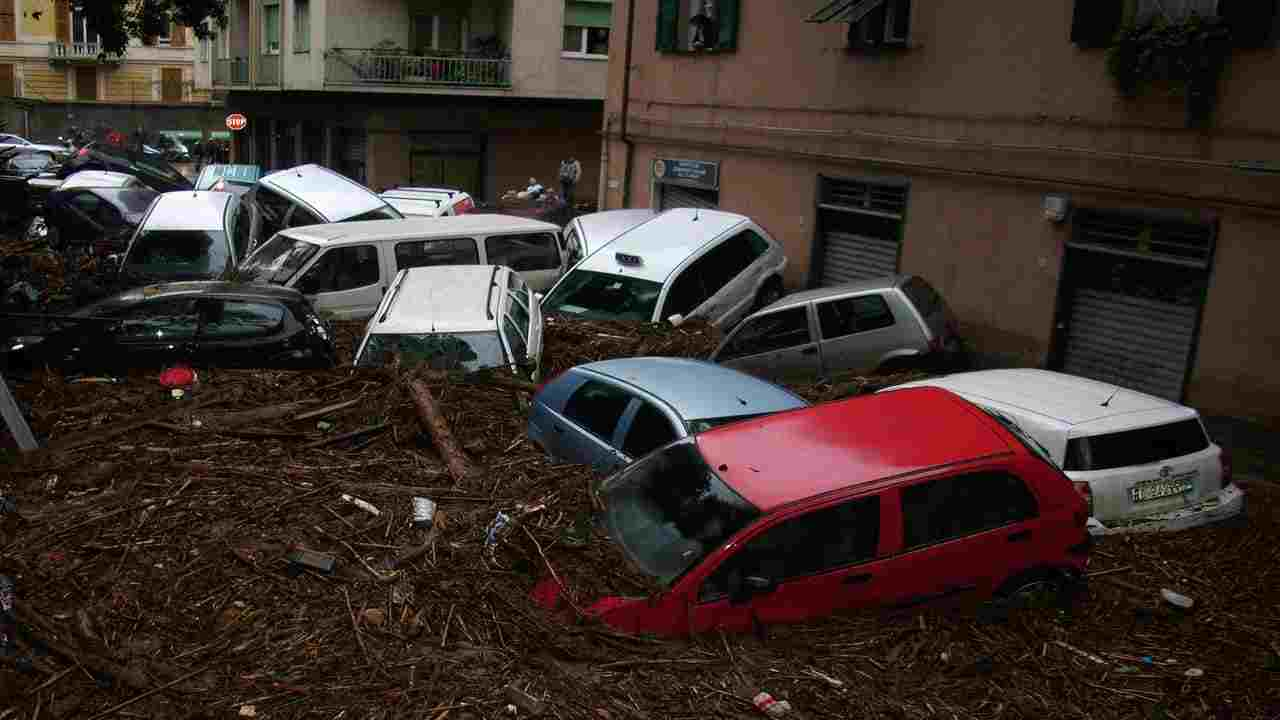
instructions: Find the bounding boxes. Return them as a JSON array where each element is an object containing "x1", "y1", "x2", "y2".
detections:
[
  {"x1": 601, "y1": 0, "x2": 1280, "y2": 423},
  {"x1": 207, "y1": 0, "x2": 610, "y2": 201},
  {"x1": 0, "y1": 0, "x2": 221, "y2": 140}
]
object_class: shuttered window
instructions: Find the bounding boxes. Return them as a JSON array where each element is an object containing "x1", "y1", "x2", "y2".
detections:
[
  {"x1": 0, "y1": 65, "x2": 13, "y2": 98},
  {"x1": 656, "y1": 0, "x2": 739, "y2": 52},
  {"x1": 75, "y1": 66, "x2": 98, "y2": 101},
  {"x1": 56, "y1": 0, "x2": 71, "y2": 43},
  {"x1": 0, "y1": 10, "x2": 15, "y2": 42}
]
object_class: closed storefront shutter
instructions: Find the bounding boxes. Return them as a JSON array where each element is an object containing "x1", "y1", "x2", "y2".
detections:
[
  {"x1": 1056, "y1": 210, "x2": 1213, "y2": 401},
  {"x1": 815, "y1": 177, "x2": 906, "y2": 285},
  {"x1": 658, "y1": 183, "x2": 718, "y2": 210}
]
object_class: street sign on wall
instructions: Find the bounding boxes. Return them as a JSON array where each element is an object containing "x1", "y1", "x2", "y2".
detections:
[
  {"x1": 653, "y1": 158, "x2": 720, "y2": 190},
  {"x1": 225, "y1": 113, "x2": 248, "y2": 132}
]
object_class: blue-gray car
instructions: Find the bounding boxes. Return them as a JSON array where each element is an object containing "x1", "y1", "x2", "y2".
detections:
[{"x1": 528, "y1": 357, "x2": 810, "y2": 472}]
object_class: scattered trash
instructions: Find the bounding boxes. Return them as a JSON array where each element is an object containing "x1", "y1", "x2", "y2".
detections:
[
  {"x1": 68, "y1": 377, "x2": 122, "y2": 384},
  {"x1": 286, "y1": 548, "x2": 336, "y2": 575},
  {"x1": 362, "y1": 608, "x2": 386, "y2": 627},
  {"x1": 1053, "y1": 640, "x2": 1107, "y2": 665},
  {"x1": 341, "y1": 494, "x2": 381, "y2": 517},
  {"x1": 485, "y1": 512, "x2": 513, "y2": 550},
  {"x1": 504, "y1": 684, "x2": 547, "y2": 716},
  {"x1": 753, "y1": 692, "x2": 793, "y2": 717},
  {"x1": 0, "y1": 496, "x2": 15, "y2": 514},
  {"x1": 159, "y1": 365, "x2": 196, "y2": 388},
  {"x1": 1184, "y1": 667, "x2": 1204, "y2": 678},
  {"x1": 804, "y1": 667, "x2": 845, "y2": 688},
  {"x1": 238, "y1": 705, "x2": 257, "y2": 718},
  {"x1": 6, "y1": 280, "x2": 39, "y2": 305},
  {"x1": 0, "y1": 575, "x2": 15, "y2": 656},
  {"x1": 412, "y1": 497, "x2": 437, "y2": 529},
  {"x1": 317, "y1": 420, "x2": 334, "y2": 432},
  {"x1": 171, "y1": 388, "x2": 185, "y2": 400},
  {"x1": 1160, "y1": 589, "x2": 1195, "y2": 610}
]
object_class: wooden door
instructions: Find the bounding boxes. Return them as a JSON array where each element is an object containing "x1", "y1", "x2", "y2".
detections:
[
  {"x1": 170, "y1": 24, "x2": 186, "y2": 47},
  {"x1": 75, "y1": 67, "x2": 98, "y2": 101},
  {"x1": 162, "y1": 68, "x2": 184, "y2": 102},
  {"x1": 0, "y1": 65, "x2": 14, "y2": 98}
]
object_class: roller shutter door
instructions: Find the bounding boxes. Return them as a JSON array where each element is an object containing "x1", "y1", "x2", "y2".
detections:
[
  {"x1": 658, "y1": 183, "x2": 718, "y2": 210},
  {"x1": 816, "y1": 177, "x2": 907, "y2": 286}
]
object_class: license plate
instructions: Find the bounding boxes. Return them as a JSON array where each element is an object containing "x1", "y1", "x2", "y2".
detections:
[{"x1": 1129, "y1": 476, "x2": 1194, "y2": 503}]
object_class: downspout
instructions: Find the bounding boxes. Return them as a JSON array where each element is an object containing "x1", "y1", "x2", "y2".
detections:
[{"x1": 619, "y1": 0, "x2": 636, "y2": 209}]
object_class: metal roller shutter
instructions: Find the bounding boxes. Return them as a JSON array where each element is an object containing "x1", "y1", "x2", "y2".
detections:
[
  {"x1": 820, "y1": 232, "x2": 899, "y2": 284},
  {"x1": 816, "y1": 178, "x2": 907, "y2": 286},
  {"x1": 658, "y1": 184, "x2": 718, "y2": 210}
]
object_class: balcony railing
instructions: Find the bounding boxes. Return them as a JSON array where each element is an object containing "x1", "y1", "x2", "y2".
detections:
[
  {"x1": 49, "y1": 41, "x2": 124, "y2": 64},
  {"x1": 324, "y1": 49, "x2": 512, "y2": 88},
  {"x1": 213, "y1": 58, "x2": 250, "y2": 86},
  {"x1": 257, "y1": 53, "x2": 281, "y2": 85}
]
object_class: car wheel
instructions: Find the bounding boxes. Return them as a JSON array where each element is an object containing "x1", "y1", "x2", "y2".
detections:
[
  {"x1": 876, "y1": 356, "x2": 923, "y2": 375},
  {"x1": 996, "y1": 568, "x2": 1079, "y2": 611},
  {"x1": 753, "y1": 277, "x2": 783, "y2": 311}
]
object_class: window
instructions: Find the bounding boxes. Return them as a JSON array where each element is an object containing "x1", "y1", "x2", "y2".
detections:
[
  {"x1": 564, "y1": 1, "x2": 613, "y2": 56},
  {"x1": 199, "y1": 300, "x2": 286, "y2": 339},
  {"x1": 839, "y1": 0, "x2": 911, "y2": 49},
  {"x1": 544, "y1": 270, "x2": 663, "y2": 321},
  {"x1": 75, "y1": 66, "x2": 98, "y2": 101},
  {"x1": 411, "y1": 13, "x2": 464, "y2": 53},
  {"x1": 71, "y1": 5, "x2": 100, "y2": 45},
  {"x1": 357, "y1": 332, "x2": 506, "y2": 371},
  {"x1": 161, "y1": 68, "x2": 183, "y2": 103},
  {"x1": 564, "y1": 226, "x2": 585, "y2": 266},
  {"x1": 287, "y1": 205, "x2": 322, "y2": 229},
  {"x1": 252, "y1": 188, "x2": 293, "y2": 240},
  {"x1": 503, "y1": 316, "x2": 528, "y2": 363},
  {"x1": 0, "y1": 8, "x2": 14, "y2": 42},
  {"x1": 1063, "y1": 419, "x2": 1211, "y2": 472},
  {"x1": 901, "y1": 472, "x2": 1039, "y2": 549},
  {"x1": 157, "y1": 19, "x2": 171, "y2": 45},
  {"x1": 6, "y1": 152, "x2": 54, "y2": 172},
  {"x1": 230, "y1": 201, "x2": 253, "y2": 259},
  {"x1": 1135, "y1": 0, "x2": 1218, "y2": 23},
  {"x1": 395, "y1": 238, "x2": 479, "y2": 270},
  {"x1": 563, "y1": 380, "x2": 632, "y2": 442},
  {"x1": 656, "y1": 0, "x2": 739, "y2": 52},
  {"x1": 124, "y1": 230, "x2": 232, "y2": 278},
  {"x1": 698, "y1": 233, "x2": 761, "y2": 292},
  {"x1": 720, "y1": 307, "x2": 811, "y2": 360},
  {"x1": 622, "y1": 402, "x2": 679, "y2": 458},
  {"x1": 118, "y1": 299, "x2": 199, "y2": 340},
  {"x1": 295, "y1": 245, "x2": 380, "y2": 294},
  {"x1": 262, "y1": 1, "x2": 281, "y2": 54},
  {"x1": 817, "y1": 294, "x2": 895, "y2": 340},
  {"x1": 507, "y1": 288, "x2": 531, "y2": 336},
  {"x1": 662, "y1": 267, "x2": 710, "y2": 319},
  {"x1": 899, "y1": 276, "x2": 942, "y2": 319},
  {"x1": 1070, "y1": 0, "x2": 1274, "y2": 49},
  {"x1": 0, "y1": 65, "x2": 13, "y2": 98},
  {"x1": 701, "y1": 496, "x2": 880, "y2": 601},
  {"x1": 293, "y1": 0, "x2": 310, "y2": 52},
  {"x1": 485, "y1": 233, "x2": 560, "y2": 272}
]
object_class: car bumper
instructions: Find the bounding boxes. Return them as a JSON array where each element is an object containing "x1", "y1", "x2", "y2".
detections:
[{"x1": 1087, "y1": 483, "x2": 1246, "y2": 535}]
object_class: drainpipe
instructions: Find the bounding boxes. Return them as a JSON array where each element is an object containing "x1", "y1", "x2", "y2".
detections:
[{"x1": 619, "y1": 0, "x2": 636, "y2": 209}]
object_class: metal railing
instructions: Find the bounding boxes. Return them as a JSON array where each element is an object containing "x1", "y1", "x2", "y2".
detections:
[
  {"x1": 257, "y1": 53, "x2": 281, "y2": 85},
  {"x1": 48, "y1": 41, "x2": 124, "y2": 63},
  {"x1": 324, "y1": 49, "x2": 511, "y2": 88},
  {"x1": 213, "y1": 57, "x2": 250, "y2": 85}
]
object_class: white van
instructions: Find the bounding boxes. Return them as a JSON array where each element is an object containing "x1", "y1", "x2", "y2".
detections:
[{"x1": 237, "y1": 215, "x2": 567, "y2": 319}]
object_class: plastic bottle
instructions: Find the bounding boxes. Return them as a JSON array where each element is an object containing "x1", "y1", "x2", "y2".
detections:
[{"x1": 753, "y1": 692, "x2": 792, "y2": 718}]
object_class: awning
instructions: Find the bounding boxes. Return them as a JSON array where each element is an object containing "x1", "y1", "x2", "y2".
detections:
[{"x1": 807, "y1": 0, "x2": 885, "y2": 23}]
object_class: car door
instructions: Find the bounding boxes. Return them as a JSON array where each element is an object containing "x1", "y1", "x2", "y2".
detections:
[
  {"x1": 484, "y1": 232, "x2": 563, "y2": 292},
  {"x1": 688, "y1": 494, "x2": 891, "y2": 634},
  {"x1": 552, "y1": 378, "x2": 634, "y2": 471},
  {"x1": 107, "y1": 298, "x2": 201, "y2": 369},
  {"x1": 60, "y1": 191, "x2": 108, "y2": 247},
  {"x1": 815, "y1": 293, "x2": 906, "y2": 375},
  {"x1": 887, "y1": 467, "x2": 1044, "y2": 610},
  {"x1": 195, "y1": 298, "x2": 294, "y2": 368},
  {"x1": 504, "y1": 274, "x2": 543, "y2": 378},
  {"x1": 696, "y1": 230, "x2": 771, "y2": 329},
  {"x1": 713, "y1": 305, "x2": 821, "y2": 380},
  {"x1": 291, "y1": 244, "x2": 385, "y2": 320},
  {"x1": 616, "y1": 399, "x2": 683, "y2": 463}
]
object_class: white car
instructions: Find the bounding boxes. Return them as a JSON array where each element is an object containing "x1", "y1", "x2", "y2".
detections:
[
  {"x1": 354, "y1": 264, "x2": 543, "y2": 380},
  {"x1": 540, "y1": 208, "x2": 788, "y2": 331},
  {"x1": 247, "y1": 163, "x2": 402, "y2": 252},
  {"x1": 56, "y1": 170, "x2": 143, "y2": 191},
  {"x1": 120, "y1": 191, "x2": 252, "y2": 283},
  {"x1": 888, "y1": 369, "x2": 1245, "y2": 534},
  {"x1": 380, "y1": 187, "x2": 475, "y2": 218},
  {"x1": 561, "y1": 209, "x2": 657, "y2": 268},
  {"x1": 0, "y1": 134, "x2": 71, "y2": 158}
]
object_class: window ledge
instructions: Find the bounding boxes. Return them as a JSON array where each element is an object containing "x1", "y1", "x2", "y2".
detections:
[
  {"x1": 293, "y1": 49, "x2": 311, "y2": 54},
  {"x1": 561, "y1": 51, "x2": 608, "y2": 61}
]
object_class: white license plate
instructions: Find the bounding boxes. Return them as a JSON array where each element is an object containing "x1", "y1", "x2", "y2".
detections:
[{"x1": 1129, "y1": 477, "x2": 1193, "y2": 503}]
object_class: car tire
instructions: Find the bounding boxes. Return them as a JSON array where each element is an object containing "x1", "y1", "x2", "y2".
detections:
[
  {"x1": 876, "y1": 356, "x2": 923, "y2": 375},
  {"x1": 995, "y1": 567, "x2": 1081, "y2": 611},
  {"x1": 753, "y1": 277, "x2": 783, "y2": 311}
]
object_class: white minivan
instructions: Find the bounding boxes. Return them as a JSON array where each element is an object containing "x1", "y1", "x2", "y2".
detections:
[{"x1": 237, "y1": 215, "x2": 567, "y2": 319}]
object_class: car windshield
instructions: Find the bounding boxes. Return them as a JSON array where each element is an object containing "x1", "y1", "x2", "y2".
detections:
[
  {"x1": 685, "y1": 413, "x2": 770, "y2": 434},
  {"x1": 124, "y1": 230, "x2": 230, "y2": 279},
  {"x1": 239, "y1": 234, "x2": 321, "y2": 284},
  {"x1": 355, "y1": 332, "x2": 506, "y2": 371},
  {"x1": 543, "y1": 270, "x2": 662, "y2": 321},
  {"x1": 342, "y1": 204, "x2": 403, "y2": 222},
  {"x1": 602, "y1": 438, "x2": 761, "y2": 586},
  {"x1": 981, "y1": 407, "x2": 1058, "y2": 468}
]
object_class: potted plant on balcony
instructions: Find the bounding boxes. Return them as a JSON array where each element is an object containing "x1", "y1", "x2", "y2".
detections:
[{"x1": 370, "y1": 39, "x2": 406, "y2": 82}]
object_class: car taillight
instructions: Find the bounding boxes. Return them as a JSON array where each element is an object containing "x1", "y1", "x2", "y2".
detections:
[
  {"x1": 1072, "y1": 481, "x2": 1093, "y2": 526},
  {"x1": 1220, "y1": 450, "x2": 1232, "y2": 490}
]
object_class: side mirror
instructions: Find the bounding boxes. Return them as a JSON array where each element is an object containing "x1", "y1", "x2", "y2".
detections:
[
  {"x1": 533, "y1": 292, "x2": 544, "y2": 303},
  {"x1": 668, "y1": 313, "x2": 685, "y2": 327},
  {"x1": 727, "y1": 570, "x2": 776, "y2": 605}
]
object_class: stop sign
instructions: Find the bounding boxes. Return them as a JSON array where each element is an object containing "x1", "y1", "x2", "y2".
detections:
[{"x1": 225, "y1": 113, "x2": 248, "y2": 131}]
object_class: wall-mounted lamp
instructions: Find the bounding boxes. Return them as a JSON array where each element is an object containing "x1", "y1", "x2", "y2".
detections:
[{"x1": 1042, "y1": 193, "x2": 1071, "y2": 223}]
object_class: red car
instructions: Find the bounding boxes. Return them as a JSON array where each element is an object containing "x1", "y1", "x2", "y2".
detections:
[{"x1": 534, "y1": 387, "x2": 1092, "y2": 636}]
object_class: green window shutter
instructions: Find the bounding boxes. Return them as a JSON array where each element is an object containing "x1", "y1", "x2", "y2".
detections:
[
  {"x1": 656, "y1": 0, "x2": 679, "y2": 51},
  {"x1": 566, "y1": 1, "x2": 613, "y2": 28},
  {"x1": 717, "y1": 0, "x2": 740, "y2": 51}
]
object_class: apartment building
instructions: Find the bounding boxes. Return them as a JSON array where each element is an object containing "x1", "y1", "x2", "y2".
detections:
[
  {"x1": 204, "y1": 0, "x2": 610, "y2": 201},
  {"x1": 0, "y1": 0, "x2": 220, "y2": 139},
  {"x1": 600, "y1": 0, "x2": 1280, "y2": 422}
]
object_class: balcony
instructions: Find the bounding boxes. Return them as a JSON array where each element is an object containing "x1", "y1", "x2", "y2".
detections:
[
  {"x1": 324, "y1": 49, "x2": 512, "y2": 89},
  {"x1": 49, "y1": 42, "x2": 125, "y2": 64},
  {"x1": 213, "y1": 58, "x2": 250, "y2": 86}
]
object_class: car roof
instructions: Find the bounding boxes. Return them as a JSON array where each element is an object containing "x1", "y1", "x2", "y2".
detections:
[
  {"x1": 75, "y1": 281, "x2": 304, "y2": 315},
  {"x1": 281, "y1": 215, "x2": 559, "y2": 246},
  {"x1": 574, "y1": 208, "x2": 750, "y2": 283},
  {"x1": 372, "y1": 265, "x2": 506, "y2": 334},
  {"x1": 757, "y1": 275, "x2": 908, "y2": 313},
  {"x1": 381, "y1": 196, "x2": 444, "y2": 217},
  {"x1": 59, "y1": 170, "x2": 139, "y2": 190},
  {"x1": 890, "y1": 369, "x2": 1198, "y2": 430},
  {"x1": 385, "y1": 187, "x2": 466, "y2": 199},
  {"x1": 143, "y1": 191, "x2": 233, "y2": 231},
  {"x1": 577, "y1": 357, "x2": 809, "y2": 420},
  {"x1": 572, "y1": 209, "x2": 659, "y2": 242},
  {"x1": 258, "y1": 163, "x2": 388, "y2": 221},
  {"x1": 695, "y1": 387, "x2": 1012, "y2": 512}
]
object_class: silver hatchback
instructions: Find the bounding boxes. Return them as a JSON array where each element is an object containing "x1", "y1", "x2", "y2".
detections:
[{"x1": 711, "y1": 274, "x2": 962, "y2": 380}]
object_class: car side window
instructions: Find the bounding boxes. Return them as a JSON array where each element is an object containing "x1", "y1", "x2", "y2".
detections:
[
  {"x1": 503, "y1": 316, "x2": 528, "y2": 363},
  {"x1": 295, "y1": 245, "x2": 380, "y2": 294},
  {"x1": 507, "y1": 289, "x2": 530, "y2": 333},
  {"x1": 288, "y1": 206, "x2": 324, "y2": 229},
  {"x1": 744, "y1": 230, "x2": 771, "y2": 258},
  {"x1": 117, "y1": 299, "x2": 199, "y2": 341},
  {"x1": 485, "y1": 233, "x2": 560, "y2": 272},
  {"x1": 199, "y1": 300, "x2": 286, "y2": 339},
  {"x1": 698, "y1": 232, "x2": 760, "y2": 293},
  {"x1": 231, "y1": 202, "x2": 253, "y2": 259},
  {"x1": 700, "y1": 495, "x2": 881, "y2": 602},
  {"x1": 68, "y1": 192, "x2": 102, "y2": 220},
  {"x1": 254, "y1": 187, "x2": 293, "y2": 240},
  {"x1": 622, "y1": 402, "x2": 679, "y2": 458},
  {"x1": 900, "y1": 471, "x2": 1039, "y2": 550},
  {"x1": 720, "y1": 307, "x2": 811, "y2": 360},
  {"x1": 395, "y1": 238, "x2": 479, "y2": 270},
  {"x1": 564, "y1": 226, "x2": 584, "y2": 266},
  {"x1": 663, "y1": 267, "x2": 710, "y2": 319},
  {"x1": 562, "y1": 380, "x2": 632, "y2": 442},
  {"x1": 817, "y1": 294, "x2": 896, "y2": 340}
]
